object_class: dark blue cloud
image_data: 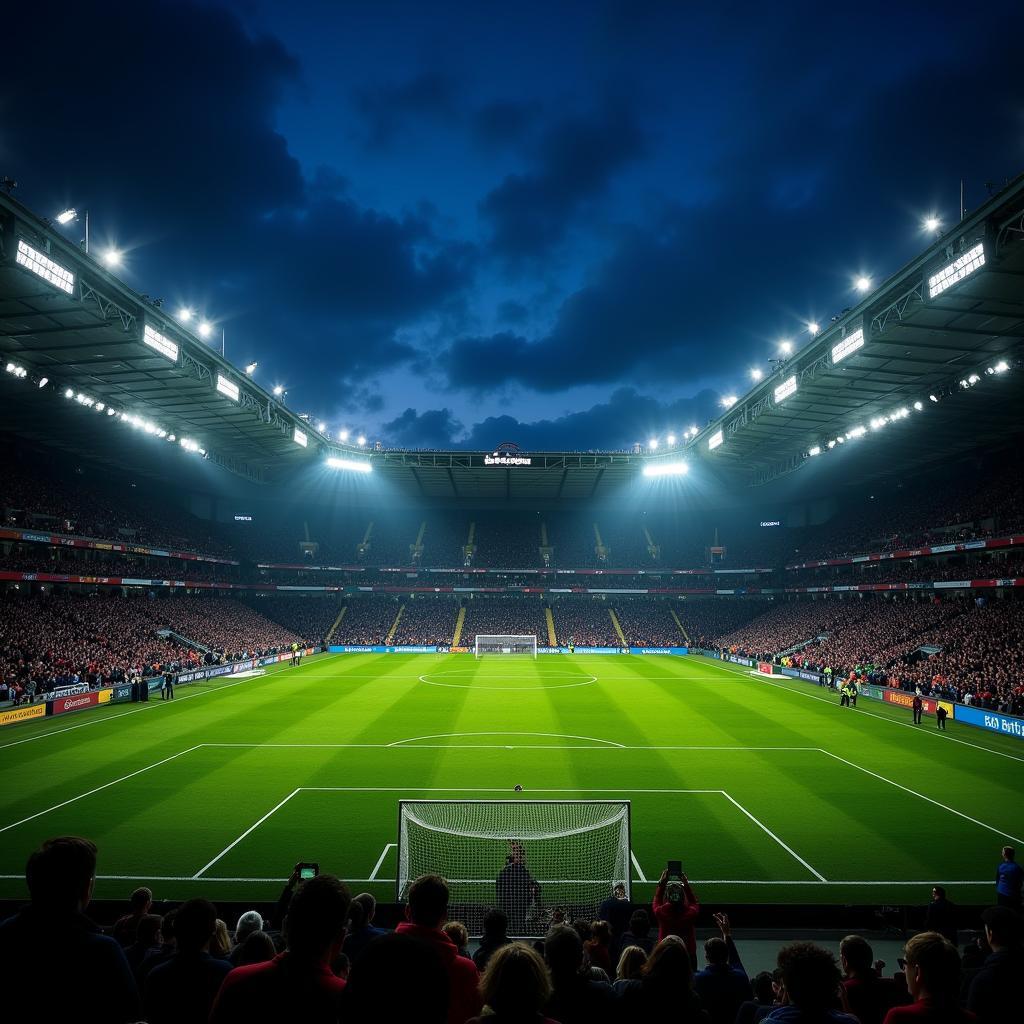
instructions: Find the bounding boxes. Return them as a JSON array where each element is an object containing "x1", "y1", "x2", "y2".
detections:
[
  {"x1": 353, "y1": 71, "x2": 459, "y2": 149},
  {"x1": 479, "y1": 106, "x2": 645, "y2": 263}
]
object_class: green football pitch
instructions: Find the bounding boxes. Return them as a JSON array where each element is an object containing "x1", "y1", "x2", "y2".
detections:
[{"x1": 2, "y1": 652, "x2": 1022, "y2": 908}]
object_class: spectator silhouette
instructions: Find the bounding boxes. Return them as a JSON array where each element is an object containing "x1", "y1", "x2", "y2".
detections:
[
  {"x1": 967, "y1": 905, "x2": 1024, "y2": 1023},
  {"x1": 766, "y1": 941, "x2": 858, "y2": 1023},
  {"x1": 474, "y1": 907, "x2": 512, "y2": 972},
  {"x1": 470, "y1": 941, "x2": 558, "y2": 1024},
  {"x1": 883, "y1": 931, "x2": 972, "y2": 1023},
  {"x1": 544, "y1": 923, "x2": 618, "y2": 1024},
  {"x1": 694, "y1": 912, "x2": 753, "y2": 1024},
  {"x1": 0, "y1": 836, "x2": 140, "y2": 1023},
  {"x1": 112, "y1": 885, "x2": 153, "y2": 946},
  {"x1": 617, "y1": 934, "x2": 712, "y2": 1022},
  {"x1": 342, "y1": 891, "x2": 388, "y2": 963}
]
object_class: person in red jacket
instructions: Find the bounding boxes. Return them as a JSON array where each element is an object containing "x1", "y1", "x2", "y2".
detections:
[
  {"x1": 396, "y1": 874, "x2": 483, "y2": 1024},
  {"x1": 210, "y1": 873, "x2": 351, "y2": 1024},
  {"x1": 883, "y1": 932, "x2": 974, "y2": 1023},
  {"x1": 652, "y1": 867, "x2": 700, "y2": 965}
]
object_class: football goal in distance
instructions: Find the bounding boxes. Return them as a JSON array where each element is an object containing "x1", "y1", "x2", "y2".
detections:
[
  {"x1": 474, "y1": 634, "x2": 537, "y2": 658},
  {"x1": 397, "y1": 799, "x2": 632, "y2": 936}
]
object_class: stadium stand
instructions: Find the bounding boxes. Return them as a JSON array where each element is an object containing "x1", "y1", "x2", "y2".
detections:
[
  {"x1": 460, "y1": 597, "x2": 551, "y2": 645},
  {"x1": 549, "y1": 599, "x2": 622, "y2": 647}
]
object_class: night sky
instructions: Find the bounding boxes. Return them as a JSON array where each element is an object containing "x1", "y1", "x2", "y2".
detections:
[{"x1": 4, "y1": 1, "x2": 1023, "y2": 450}]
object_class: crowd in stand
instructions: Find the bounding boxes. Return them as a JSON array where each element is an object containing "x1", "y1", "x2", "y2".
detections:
[
  {"x1": 5, "y1": 835, "x2": 1021, "y2": 1024},
  {"x1": 334, "y1": 597, "x2": 403, "y2": 645},
  {"x1": 676, "y1": 601, "x2": 771, "y2": 650},
  {"x1": 717, "y1": 601, "x2": 864, "y2": 660},
  {"x1": 240, "y1": 597, "x2": 339, "y2": 644},
  {"x1": 549, "y1": 600, "x2": 621, "y2": 647},
  {"x1": 613, "y1": 599, "x2": 686, "y2": 646},
  {"x1": 784, "y1": 555, "x2": 1024, "y2": 589},
  {"x1": 0, "y1": 592, "x2": 307, "y2": 705},
  {"x1": 391, "y1": 599, "x2": 458, "y2": 646},
  {"x1": 461, "y1": 598, "x2": 551, "y2": 645}
]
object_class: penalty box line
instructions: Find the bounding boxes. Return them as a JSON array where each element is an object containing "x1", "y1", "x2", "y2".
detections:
[{"x1": 197, "y1": 786, "x2": 824, "y2": 884}]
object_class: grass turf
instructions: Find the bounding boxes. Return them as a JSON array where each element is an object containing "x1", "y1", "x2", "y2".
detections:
[{"x1": 1, "y1": 652, "x2": 1022, "y2": 908}]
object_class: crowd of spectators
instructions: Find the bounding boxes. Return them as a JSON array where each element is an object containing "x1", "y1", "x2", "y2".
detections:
[
  {"x1": 613, "y1": 599, "x2": 687, "y2": 646},
  {"x1": 549, "y1": 600, "x2": 621, "y2": 647},
  {"x1": 241, "y1": 597, "x2": 340, "y2": 644},
  {"x1": 784, "y1": 554, "x2": 1024, "y2": 589},
  {"x1": 5, "y1": 835, "x2": 1022, "y2": 1024},
  {"x1": 391, "y1": 599, "x2": 458, "y2": 646},
  {"x1": 334, "y1": 597, "x2": 403, "y2": 645},
  {"x1": 717, "y1": 601, "x2": 865, "y2": 660},
  {"x1": 676, "y1": 601, "x2": 772, "y2": 650},
  {"x1": 460, "y1": 598, "x2": 551, "y2": 646},
  {"x1": 0, "y1": 592, "x2": 307, "y2": 705}
]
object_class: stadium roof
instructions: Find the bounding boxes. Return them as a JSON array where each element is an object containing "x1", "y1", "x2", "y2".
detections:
[{"x1": 1, "y1": 175, "x2": 1023, "y2": 501}]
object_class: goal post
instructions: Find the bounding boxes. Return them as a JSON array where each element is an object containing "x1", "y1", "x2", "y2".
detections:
[
  {"x1": 396, "y1": 799, "x2": 631, "y2": 936},
  {"x1": 474, "y1": 634, "x2": 537, "y2": 658}
]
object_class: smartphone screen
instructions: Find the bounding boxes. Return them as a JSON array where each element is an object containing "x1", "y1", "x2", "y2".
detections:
[
  {"x1": 667, "y1": 859, "x2": 682, "y2": 877},
  {"x1": 298, "y1": 863, "x2": 319, "y2": 880}
]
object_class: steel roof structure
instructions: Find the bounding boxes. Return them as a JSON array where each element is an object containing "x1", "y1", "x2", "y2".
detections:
[{"x1": 2, "y1": 174, "x2": 1023, "y2": 504}]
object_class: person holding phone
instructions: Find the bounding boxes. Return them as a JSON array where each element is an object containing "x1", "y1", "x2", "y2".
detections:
[{"x1": 652, "y1": 863, "x2": 700, "y2": 966}]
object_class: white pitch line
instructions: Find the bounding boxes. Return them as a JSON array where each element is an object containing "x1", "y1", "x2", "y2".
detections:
[
  {"x1": 714, "y1": 661, "x2": 1024, "y2": 764},
  {"x1": 369, "y1": 843, "x2": 396, "y2": 880},
  {"x1": 818, "y1": 749, "x2": 1024, "y2": 845},
  {"x1": 299, "y1": 786, "x2": 724, "y2": 793},
  {"x1": 718, "y1": 791, "x2": 826, "y2": 882},
  {"x1": 200, "y1": 742, "x2": 817, "y2": 752},
  {"x1": 630, "y1": 850, "x2": 647, "y2": 882},
  {"x1": 0, "y1": 745, "x2": 204, "y2": 835},
  {"x1": 193, "y1": 789, "x2": 302, "y2": 878},
  {"x1": 387, "y1": 731, "x2": 626, "y2": 748}
]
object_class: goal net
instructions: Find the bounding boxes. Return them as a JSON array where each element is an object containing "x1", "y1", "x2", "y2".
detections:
[
  {"x1": 474, "y1": 634, "x2": 537, "y2": 658},
  {"x1": 397, "y1": 799, "x2": 631, "y2": 936}
]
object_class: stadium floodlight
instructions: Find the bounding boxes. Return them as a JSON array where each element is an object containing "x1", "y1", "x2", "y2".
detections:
[
  {"x1": 244, "y1": 362, "x2": 258, "y2": 375},
  {"x1": 143, "y1": 324, "x2": 179, "y2": 362},
  {"x1": 357, "y1": 435, "x2": 367, "y2": 447},
  {"x1": 64, "y1": 387, "x2": 74, "y2": 398},
  {"x1": 870, "y1": 416, "x2": 887, "y2": 430},
  {"x1": 708, "y1": 429, "x2": 723, "y2": 451},
  {"x1": 198, "y1": 321, "x2": 213, "y2": 338},
  {"x1": 846, "y1": 425, "x2": 866, "y2": 439},
  {"x1": 177, "y1": 307, "x2": 193, "y2": 322},
  {"x1": 648, "y1": 437, "x2": 659, "y2": 450},
  {"x1": 216, "y1": 374, "x2": 240, "y2": 402},
  {"x1": 273, "y1": 384, "x2": 284, "y2": 396},
  {"x1": 913, "y1": 400, "x2": 923, "y2": 411},
  {"x1": 101, "y1": 247, "x2": 122, "y2": 268},
  {"x1": 180, "y1": 437, "x2": 202, "y2": 453},
  {"x1": 688, "y1": 425, "x2": 698, "y2": 436},
  {"x1": 992, "y1": 360, "x2": 1009, "y2": 374},
  {"x1": 16, "y1": 239, "x2": 75, "y2": 294},
  {"x1": 778, "y1": 339, "x2": 793, "y2": 355},
  {"x1": 854, "y1": 275, "x2": 872, "y2": 293},
  {"x1": 5, "y1": 362, "x2": 27, "y2": 378},
  {"x1": 750, "y1": 368, "x2": 763, "y2": 381},
  {"x1": 95, "y1": 402, "x2": 105, "y2": 412},
  {"x1": 807, "y1": 321, "x2": 820, "y2": 336},
  {"x1": 807, "y1": 446, "x2": 821, "y2": 457},
  {"x1": 56, "y1": 208, "x2": 77, "y2": 225},
  {"x1": 929, "y1": 393, "x2": 939, "y2": 402},
  {"x1": 721, "y1": 395, "x2": 737, "y2": 408},
  {"x1": 107, "y1": 407, "x2": 116, "y2": 416},
  {"x1": 317, "y1": 421, "x2": 327, "y2": 433},
  {"x1": 339, "y1": 428, "x2": 350, "y2": 442},
  {"x1": 38, "y1": 377, "x2": 48, "y2": 389},
  {"x1": 827, "y1": 439, "x2": 837, "y2": 449},
  {"x1": 326, "y1": 455, "x2": 373, "y2": 474},
  {"x1": 643, "y1": 461, "x2": 689, "y2": 478},
  {"x1": 774, "y1": 375, "x2": 797, "y2": 403},
  {"x1": 666, "y1": 433, "x2": 676, "y2": 445},
  {"x1": 923, "y1": 215, "x2": 941, "y2": 234},
  {"x1": 831, "y1": 328, "x2": 864, "y2": 364},
  {"x1": 293, "y1": 426, "x2": 307, "y2": 447},
  {"x1": 928, "y1": 242, "x2": 985, "y2": 298}
]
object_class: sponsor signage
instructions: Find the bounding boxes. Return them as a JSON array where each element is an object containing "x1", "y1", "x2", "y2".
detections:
[
  {"x1": 0, "y1": 703, "x2": 47, "y2": 727},
  {"x1": 51, "y1": 682, "x2": 89, "y2": 699},
  {"x1": 51, "y1": 691, "x2": 100, "y2": 715},
  {"x1": 111, "y1": 684, "x2": 134, "y2": 703},
  {"x1": 757, "y1": 661, "x2": 775, "y2": 675},
  {"x1": 484, "y1": 454, "x2": 532, "y2": 466},
  {"x1": 97, "y1": 688, "x2": 112, "y2": 704},
  {"x1": 727, "y1": 654, "x2": 755, "y2": 666},
  {"x1": 954, "y1": 704, "x2": 1024, "y2": 739},
  {"x1": 629, "y1": 647, "x2": 688, "y2": 655},
  {"x1": 779, "y1": 666, "x2": 824, "y2": 684}
]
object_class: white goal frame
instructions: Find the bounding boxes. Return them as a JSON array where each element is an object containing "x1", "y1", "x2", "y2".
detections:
[
  {"x1": 474, "y1": 634, "x2": 538, "y2": 658},
  {"x1": 396, "y1": 798, "x2": 631, "y2": 936}
]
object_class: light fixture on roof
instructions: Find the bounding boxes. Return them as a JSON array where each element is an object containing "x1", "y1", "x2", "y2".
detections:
[
  {"x1": 38, "y1": 377, "x2": 49, "y2": 389},
  {"x1": 339, "y1": 428, "x2": 350, "y2": 442},
  {"x1": 272, "y1": 385, "x2": 284, "y2": 397},
  {"x1": 913, "y1": 400, "x2": 923, "y2": 411},
  {"x1": 648, "y1": 437, "x2": 659, "y2": 450},
  {"x1": 831, "y1": 328, "x2": 864, "y2": 364},
  {"x1": 854, "y1": 275, "x2": 872, "y2": 293},
  {"x1": 923, "y1": 215, "x2": 941, "y2": 234},
  {"x1": 16, "y1": 239, "x2": 75, "y2": 294},
  {"x1": 666, "y1": 433, "x2": 676, "y2": 445},
  {"x1": 807, "y1": 322, "x2": 820, "y2": 336},
  {"x1": 992, "y1": 360, "x2": 1009, "y2": 374},
  {"x1": 177, "y1": 307, "x2": 193, "y2": 322},
  {"x1": 928, "y1": 242, "x2": 985, "y2": 298},
  {"x1": 807, "y1": 446, "x2": 821, "y2": 457},
  {"x1": 643, "y1": 461, "x2": 689, "y2": 478},
  {"x1": 750, "y1": 368, "x2": 763, "y2": 381},
  {"x1": 56, "y1": 208, "x2": 77, "y2": 225},
  {"x1": 101, "y1": 247, "x2": 122, "y2": 268},
  {"x1": 774, "y1": 375, "x2": 797, "y2": 403},
  {"x1": 317, "y1": 422, "x2": 327, "y2": 433},
  {"x1": 778, "y1": 339, "x2": 793, "y2": 355},
  {"x1": 198, "y1": 321, "x2": 213, "y2": 339},
  {"x1": 326, "y1": 456, "x2": 373, "y2": 474},
  {"x1": 721, "y1": 395, "x2": 737, "y2": 409},
  {"x1": 244, "y1": 362, "x2": 258, "y2": 375},
  {"x1": 143, "y1": 324, "x2": 179, "y2": 362},
  {"x1": 357, "y1": 435, "x2": 366, "y2": 447}
]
